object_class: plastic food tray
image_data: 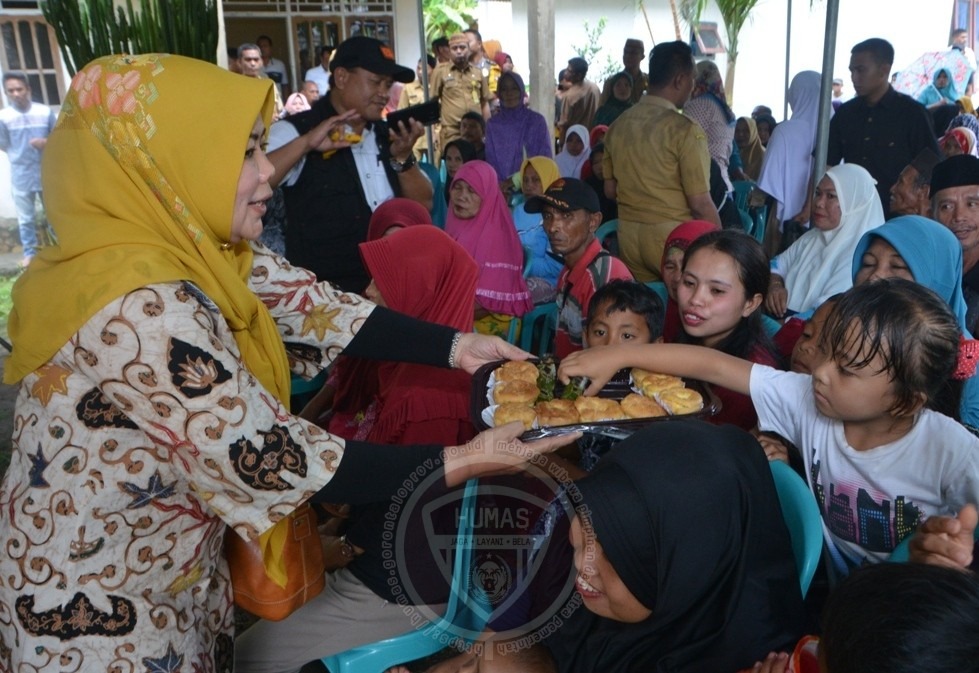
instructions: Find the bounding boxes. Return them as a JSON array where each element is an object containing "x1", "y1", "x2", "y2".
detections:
[{"x1": 471, "y1": 359, "x2": 721, "y2": 441}]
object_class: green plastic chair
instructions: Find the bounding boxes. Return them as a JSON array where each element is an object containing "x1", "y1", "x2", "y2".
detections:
[
  {"x1": 732, "y1": 180, "x2": 753, "y2": 212},
  {"x1": 595, "y1": 219, "x2": 618, "y2": 250},
  {"x1": 769, "y1": 460, "x2": 823, "y2": 597},
  {"x1": 643, "y1": 281, "x2": 668, "y2": 307},
  {"x1": 321, "y1": 479, "x2": 487, "y2": 673},
  {"x1": 518, "y1": 302, "x2": 558, "y2": 356}
]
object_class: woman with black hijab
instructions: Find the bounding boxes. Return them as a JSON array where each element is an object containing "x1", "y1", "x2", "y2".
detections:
[{"x1": 546, "y1": 421, "x2": 806, "y2": 673}]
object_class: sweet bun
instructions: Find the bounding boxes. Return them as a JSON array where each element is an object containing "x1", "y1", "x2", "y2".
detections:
[
  {"x1": 494, "y1": 403, "x2": 537, "y2": 430},
  {"x1": 494, "y1": 380, "x2": 540, "y2": 405},
  {"x1": 620, "y1": 393, "x2": 667, "y2": 419},
  {"x1": 631, "y1": 368, "x2": 656, "y2": 387},
  {"x1": 641, "y1": 374, "x2": 685, "y2": 397},
  {"x1": 657, "y1": 387, "x2": 704, "y2": 415},
  {"x1": 574, "y1": 396, "x2": 627, "y2": 423},
  {"x1": 495, "y1": 360, "x2": 540, "y2": 384},
  {"x1": 535, "y1": 399, "x2": 580, "y2": 427}
]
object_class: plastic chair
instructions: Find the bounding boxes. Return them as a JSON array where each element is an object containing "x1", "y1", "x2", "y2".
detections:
[
  {"x1": 732, "y1": 180, "x2": 754, "y2": 212},
  {"x1": 769, "y1": 461, "x2": 823, "y2": 597},
  {"x1": 595, "y1": 219, "x2": 618, "y2": 250},
  {"x1": 518, "y1": 302, "x2": 558, "y2": 356},
  {"x1": 749, "y1": 204, "x2": 768, "y2": 243},
  {"x1": 289, "y1": 370, "x2": 327, "y2": 412},
  {"x1": 321, "y1": 479, "x2": 487, "y2": 673},
  {"x1": 643, "y1": 281, "x2": 669, "y2": 307},
  {"x1": 521, "y1": 245, "x2": 533, "y2": 279}
]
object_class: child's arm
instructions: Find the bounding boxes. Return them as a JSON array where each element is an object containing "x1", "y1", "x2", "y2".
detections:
[{"x1": 558, "y1": 343, "x2": 754, "y2": 396}]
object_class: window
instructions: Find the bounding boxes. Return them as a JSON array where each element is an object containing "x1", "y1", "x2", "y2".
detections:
[{"x1": 0, "y1": 16, "x2": 64, "y2": 106}]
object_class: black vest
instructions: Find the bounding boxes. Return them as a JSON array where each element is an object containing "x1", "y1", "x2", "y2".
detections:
[{"x1": 282, "y1": 97, "x2": 402, "y2": 292}]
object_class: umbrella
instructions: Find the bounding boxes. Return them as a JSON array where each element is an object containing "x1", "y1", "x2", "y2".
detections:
[{"x1": 893, "y1": 49, "x2": 974, "y2": 101}]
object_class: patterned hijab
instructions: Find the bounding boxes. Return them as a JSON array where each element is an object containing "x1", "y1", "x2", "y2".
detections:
[
  {"x1": 5, "y1": 54, "x2": 289, "y2": 403},
  {"x1": 691, "y1": 60, "x2": 734, "y2": 123}
]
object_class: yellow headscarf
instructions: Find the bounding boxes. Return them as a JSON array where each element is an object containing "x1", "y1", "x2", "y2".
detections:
[
  {"x1": 735, "y1": 116, "x2": 765, "y2": 182},
  {"x1": 959, "y1": 95, "x2": 976, "y2": 116},
  {"x1": 519, "y1": 156, "x2": 561, "y2": 192},
  {"x1": 5, "y1": 54, "x2": 290, "y2": 406}
]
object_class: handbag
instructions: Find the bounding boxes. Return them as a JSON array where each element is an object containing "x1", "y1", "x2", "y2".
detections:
[{"x1": 225, "y1": 502, "x2": 326, "y2": 621}]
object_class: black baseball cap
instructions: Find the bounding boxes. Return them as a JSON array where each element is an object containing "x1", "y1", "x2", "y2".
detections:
[
  {"x1": 329, "y1": 36, "x2": 414, "y2": 83},
  {"x1": 525, "y1": 178, "x2": 601, "y2": 214}
]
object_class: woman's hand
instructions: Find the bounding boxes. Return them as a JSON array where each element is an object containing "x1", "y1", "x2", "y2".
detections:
[
  {"x1": 766, "y1": 276, "x2": 788, "y2": 318},
  {"x1": 388, "y1": 118, "x2": 425, "y2": 162},
  {"x1": 557, "y1": 345, "x2": 628, "y2": 396},
  {"x1": 908, "y1": 503, "x2": 977, "y2": 569},
  {"x1": 452, "y1": 333, "x2": 532, "y2": 373},
  {"x1": 443, "y1": 422, "x2": 581, "y2": 487},
  {"x1": 305, "y1": 109, "x2": 362, "y2": 154}
]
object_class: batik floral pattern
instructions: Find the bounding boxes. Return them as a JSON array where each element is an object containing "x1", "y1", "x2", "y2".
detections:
[{"x1": 0, "y1": 247, "x2": 374, "y2": 671}]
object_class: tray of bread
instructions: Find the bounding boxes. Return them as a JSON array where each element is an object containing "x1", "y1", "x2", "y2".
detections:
[{"x1": 471, "y1": 357, "x2": 721, "y2": 440}]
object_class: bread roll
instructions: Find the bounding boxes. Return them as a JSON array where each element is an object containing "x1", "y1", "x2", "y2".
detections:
[
  {"x1": 535, "y1": 399, "x2": 580, "y2": 427},
  {"x1": 640, "y1": 374, "x2": 685, "y2": 397},
  {"x1": 657, "y1": 387, "x2": 704, "y2": 415},
  {"x1": 574, "y1": 396, "x2": 627, "y2": 423},
  {"x1": 494, "y1": 379, "x2": 540, "y2": 405},
  {"x1": 620, "y1": 392, "x2": 667, "y2": 419},
  {"x1": 493, "y1": 403, "x2": 537, "y2": 430},
  {"x1": 495, "y1": 360, "x2": 540, "y2": 384}
]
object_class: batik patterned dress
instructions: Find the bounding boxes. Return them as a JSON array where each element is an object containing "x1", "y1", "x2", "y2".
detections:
[{"x1": 0, "y1": 247, "x2": 372, "y2": 672}]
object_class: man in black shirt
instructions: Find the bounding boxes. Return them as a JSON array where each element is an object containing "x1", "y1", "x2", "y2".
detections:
[{"x1": 828, "y1": 38, "x2": 939, "y2": 219}]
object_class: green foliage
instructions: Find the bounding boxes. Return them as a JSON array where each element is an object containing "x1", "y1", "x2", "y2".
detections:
[
  {"x1": 570, "y1": 18, "x2": 620, "y2": 86},
  {"x1": 41, "y1": 0, "x2": 218, "y2": 76},
  {"x1": 423, "y1": 0, "x2": 478, "y2": 47},
  {"x1": 680, "y1": 0, "x2": 760, "y2": 59}
]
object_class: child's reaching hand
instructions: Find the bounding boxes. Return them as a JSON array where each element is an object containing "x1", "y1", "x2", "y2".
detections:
[
  {"x1": 909, "y1": 503, "x2": 977, "y2": 569},
  {"x1": 558, "y1": 344, "x2": 636, "y2": 395}
]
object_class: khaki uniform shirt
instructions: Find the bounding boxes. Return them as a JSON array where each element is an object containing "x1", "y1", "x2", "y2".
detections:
[
  {"x1": 430, "y1": 61, "x2": 489, "y2": 146},
  {"x1": 603, "y1": 95, "x2": 711, "y2": 225}
]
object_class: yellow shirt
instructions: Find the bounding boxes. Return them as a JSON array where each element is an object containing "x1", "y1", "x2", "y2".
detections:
[{"x1": 603, "y1": 95, "x2": 711, "y2": 225}]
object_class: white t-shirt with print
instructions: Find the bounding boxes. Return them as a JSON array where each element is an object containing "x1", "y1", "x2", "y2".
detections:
[{"x1": 750, "y1": 364, "x2": 979, "y2": 568}]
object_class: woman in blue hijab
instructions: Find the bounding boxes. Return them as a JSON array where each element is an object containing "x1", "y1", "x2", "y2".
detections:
[
  {"x1": 852, "y1": 214, "x2": 979, "y2": 429},
  {"x1": 918, "y1": 68, "x2": 958, "y2": 109}
]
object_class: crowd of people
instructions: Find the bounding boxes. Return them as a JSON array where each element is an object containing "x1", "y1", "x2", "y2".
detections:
[{"x1": 2, "y1": 20, "x2": 979, "y2": 673}]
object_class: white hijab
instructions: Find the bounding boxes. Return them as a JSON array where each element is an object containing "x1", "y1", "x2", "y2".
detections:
[
  {"x1": 781, "y1": 163, "x2": 884, "y2": 313},
  {"x1": 556, "y1": 124, "x2": 592, "y2": 178},
  {"x1": 757, "y1": 71, "x2": 824, "y2": 222}
]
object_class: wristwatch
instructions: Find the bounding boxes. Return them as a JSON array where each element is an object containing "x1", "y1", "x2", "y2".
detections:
[{"x1": 389, "y1": 154, "x2": 417, "y2": 173}]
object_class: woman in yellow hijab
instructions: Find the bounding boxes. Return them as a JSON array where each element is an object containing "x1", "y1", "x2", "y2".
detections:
[
  {"x1": 511, "y1": 156, "x2": 563, "y2": 303},
  {"x1": 0, "y1": 54, "x2": 567, "y2": 672}
]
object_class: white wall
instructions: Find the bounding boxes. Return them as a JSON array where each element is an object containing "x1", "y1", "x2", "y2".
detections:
[{"x1": 476, "y1": 0, "x2": 955, "y2": 120}]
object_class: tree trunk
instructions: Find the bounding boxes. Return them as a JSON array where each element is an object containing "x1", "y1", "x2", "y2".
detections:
[
  {"x1": 725, "y1": 54, "x2": 737, "y2": 107},
  {"x1": 669, "y1": 0, "x2": 683, "y2": 41}
]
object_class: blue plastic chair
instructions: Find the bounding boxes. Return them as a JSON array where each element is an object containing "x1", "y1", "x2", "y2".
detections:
[
  {"x1": 643, "y1": 281, "x2": 668, "y2": 307},
  {"x1": 732, "y1": 180, "x2": 753, "y2": 212},
  {"x1": 749, "y1": 204, "x2": 768, "y2": 243},
  {"x1": 595, "y1": 219, "x2": 618, "y2": 250},
  {"x1": 518, "y1": 302, "x2": 558, "y2": 356},
  {"x1": 769, "y1": 461, "x2": 823, "y2": 597},
  {"x1": 321, "y1": 479, "x2": 487, "y2": 673}
]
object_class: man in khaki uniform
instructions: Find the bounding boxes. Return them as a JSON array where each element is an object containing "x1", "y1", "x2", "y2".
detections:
[
  {"x1": 603, "y1": 41, "x2": 720, "y2": 282},
  {"x1": 430, "y1": 33, "x2": 490, "y2": 150}
]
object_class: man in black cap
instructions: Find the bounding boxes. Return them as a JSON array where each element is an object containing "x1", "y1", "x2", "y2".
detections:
[
  {"x1": 526, "y1": 178, "x2": 633, "y2": 357},
  {"x1": 266, "y1": 36, "x2": 431, "y2": 292},
  {"x1": 890, "y1": 148, "x2": 941, "y2": 217},
  {"x1": 932, "y1": 153, "x2": 979, "y2": 335},
  {"x1": 557, "y1": 56, "x2": 601, "y2": 144}
]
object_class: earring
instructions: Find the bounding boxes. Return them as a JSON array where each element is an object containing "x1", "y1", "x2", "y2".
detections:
[{"x1": 220, "y1": 242, "x2": 234, "y2": 250}]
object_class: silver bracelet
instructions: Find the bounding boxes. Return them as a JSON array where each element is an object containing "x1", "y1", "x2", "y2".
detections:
[{"x1": 448, "y1": 331, "x2": 463, "y2": 369}]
